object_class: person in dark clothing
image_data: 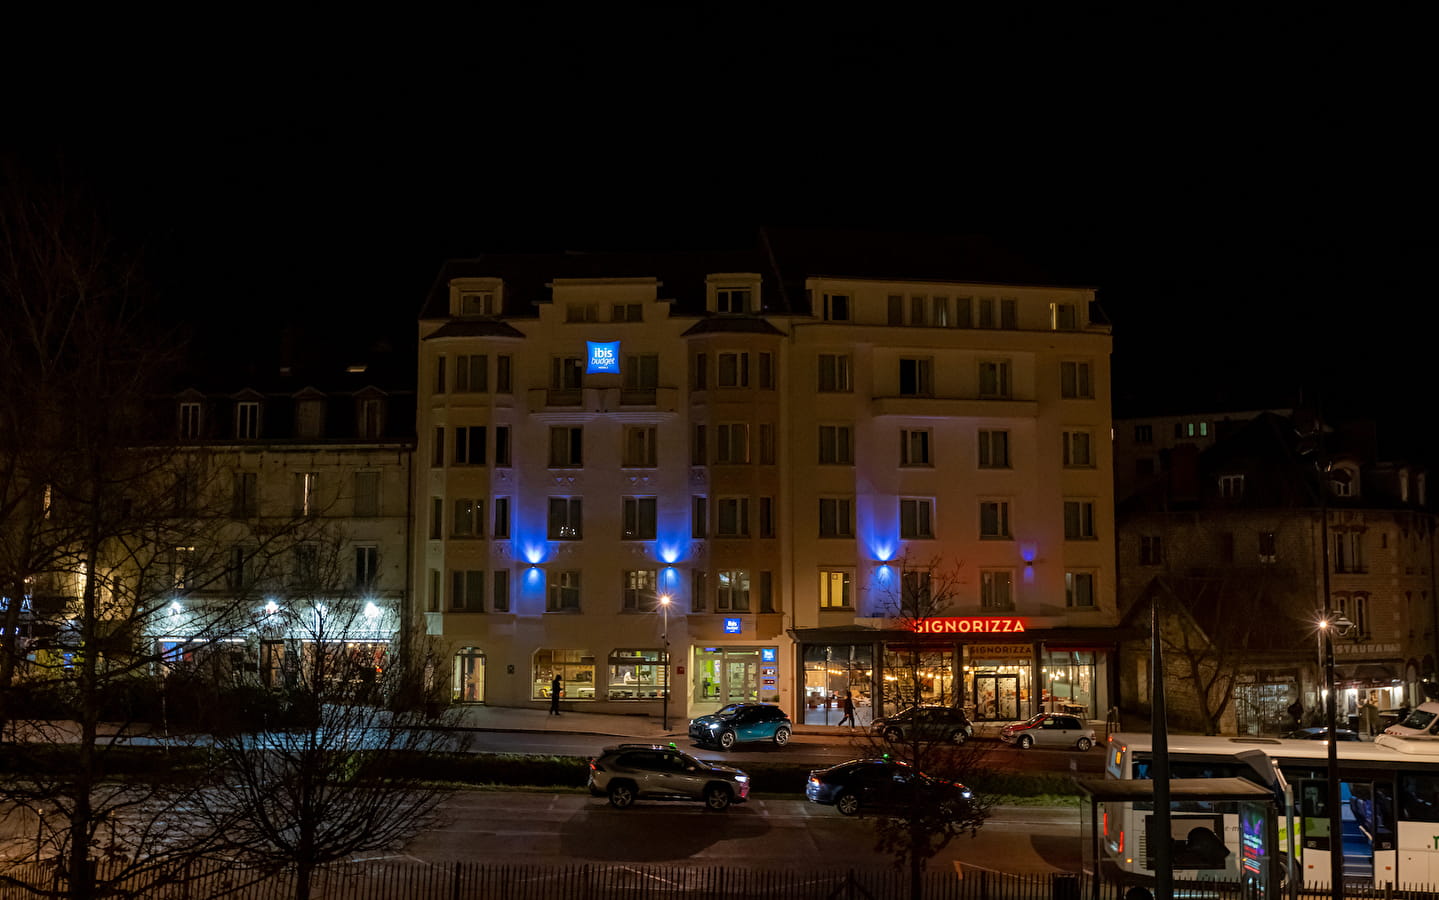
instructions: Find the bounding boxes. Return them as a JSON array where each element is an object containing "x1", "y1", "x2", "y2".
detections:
[
  {"x1": 550, "y1": 674, "x2": 563, "y2": 715},
  {"x1": 1287, "y1": 698, "x2": 1303, "y2": 729},
  {"x1": 837, "y1": 691, "x2": 856, "y2": 728}
]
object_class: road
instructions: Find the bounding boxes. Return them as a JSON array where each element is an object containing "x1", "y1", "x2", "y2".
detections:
[{"x1": 398, "y1": 792, "x2": 1087, "y2": 875}]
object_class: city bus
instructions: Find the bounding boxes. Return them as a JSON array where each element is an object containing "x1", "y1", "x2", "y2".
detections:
[{"x1": 1102, "y1": 732, "x2": 1439, "y2": 890}]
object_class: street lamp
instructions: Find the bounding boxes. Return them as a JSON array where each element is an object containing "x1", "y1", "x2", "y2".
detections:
[
  {"x1": 1318, "y1": 609, "x2": 1353, "y2": 896},
  {"x1": 658, "y1": 594, "x2": 671, "y2": 732}
]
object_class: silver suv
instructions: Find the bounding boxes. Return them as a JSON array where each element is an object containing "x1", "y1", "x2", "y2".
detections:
[{"x1": 587, "y1": 743, "x2": 751, "y2": 810}]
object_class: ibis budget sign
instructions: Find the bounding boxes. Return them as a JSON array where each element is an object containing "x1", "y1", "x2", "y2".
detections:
[{"x1": 587, "y1": 341, "x2": 620, "y2": 374}]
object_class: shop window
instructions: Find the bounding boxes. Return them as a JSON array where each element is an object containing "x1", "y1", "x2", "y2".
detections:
[
  {"x1": 608, "y1": 649, "x2": 663, "y2": 700},
  {"x1": 802, "y1": 644, "x2": 873, "y2": 725},
  {"x1": 533, "y1": 649, "x2": 595, "y2": 701}
]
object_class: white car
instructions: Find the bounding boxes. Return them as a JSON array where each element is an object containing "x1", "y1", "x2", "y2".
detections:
[{"x1": 999, "y1": 713, "x2": 1096, "y2": 751}]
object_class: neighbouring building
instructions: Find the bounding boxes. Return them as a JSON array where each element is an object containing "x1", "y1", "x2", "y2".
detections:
[
  {"x1": 415, "y1": 229, "x2": 1122, "y2": 725},
  {"x1": 1114, "y1": 411, "x2": 1437, "y2": 735}
]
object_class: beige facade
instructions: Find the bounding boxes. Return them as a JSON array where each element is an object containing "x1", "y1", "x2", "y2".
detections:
[{"x1": 417, "y1": 251, "x2": 1118, "y2": 721}]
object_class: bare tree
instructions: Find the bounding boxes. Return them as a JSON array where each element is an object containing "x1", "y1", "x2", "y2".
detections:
[
  {"x1": 197, "y1": 541, "x2": 467, "y2": 900},
  {"x1": 860, "y1": 552, "x2": 991, "y2": 900}
]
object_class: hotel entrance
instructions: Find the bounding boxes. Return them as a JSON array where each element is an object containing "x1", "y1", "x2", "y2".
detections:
[{"x1": 692, "y1": 646, "x2": 776, "y2": 715}]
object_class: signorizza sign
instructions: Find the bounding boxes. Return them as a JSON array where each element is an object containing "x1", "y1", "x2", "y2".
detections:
[{"x1": 911, "y1": 617, "x2": 1027, "y2": 634}]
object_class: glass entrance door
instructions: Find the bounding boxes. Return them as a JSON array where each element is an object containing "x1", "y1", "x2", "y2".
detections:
[
  {"x1": 452, "y1": 648, "x2": 485, "y2": 702},
  {"x1": 973, "y1": 674, "x2": 1020, "y2": 720},
  {"x1": 726, "y1": 656, "x2": 759, "y2": 704}
]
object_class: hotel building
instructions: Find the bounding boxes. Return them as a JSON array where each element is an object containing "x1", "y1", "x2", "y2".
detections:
[{"x1": 416, "y1": 231, "x2": 1119, "y2": 724}]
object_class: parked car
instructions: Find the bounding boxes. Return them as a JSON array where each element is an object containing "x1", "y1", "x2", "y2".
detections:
[
  {"x1": 689, "y1": 703, "x2": 792, "y2": 750},
  {"x1": 1281, "y1": 727, "x2": 1362, "y2": 741},
  {"x1": 806, "y1": 758, "x2": 973, "y2": 818},
  {"x1": 999, "y1": 713, "x2": 1095, "y2": 750},
  {"x1": 871, "y1": 706, "x2": 973, "y2": 744},
  {"x1": 587, "y1": 743, "x2": 750, "y2": 810},
  {"x1": 1384, "y1": 702, "x2": 1439, "y2": 737}
]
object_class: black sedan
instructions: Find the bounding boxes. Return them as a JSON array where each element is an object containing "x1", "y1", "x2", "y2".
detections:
[
  {"x1": 870, "y1": 706, "x2": 973, "y2": 744},
  {"x1": 805, "y1": 758, "x2": 973, "y2": 818}
]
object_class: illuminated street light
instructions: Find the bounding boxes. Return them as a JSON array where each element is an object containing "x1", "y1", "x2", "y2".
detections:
[{"x1": 658, "y1": 594, "x2": 671, "y2": 732}]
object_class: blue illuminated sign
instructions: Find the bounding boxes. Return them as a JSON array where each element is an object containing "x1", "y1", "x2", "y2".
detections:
[
  {"x1": 587, "y1": 341, "x2": 620, "y2": 374},
  {"x1": 761, "y1": 647, "x2": 776, "y2": 662},
  {"x1": 723, "y1": 618, "x2": 742, "y2": 634}
]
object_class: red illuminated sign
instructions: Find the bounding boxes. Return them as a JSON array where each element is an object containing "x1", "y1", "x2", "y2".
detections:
[{"x1": 911, "y1": 617, "x2": 1027, "y2": 634}]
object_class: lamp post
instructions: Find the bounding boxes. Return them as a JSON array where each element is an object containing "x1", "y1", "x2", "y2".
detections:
[{"x1": 659, "y1": 594, "x2": 671, "y2": 732}]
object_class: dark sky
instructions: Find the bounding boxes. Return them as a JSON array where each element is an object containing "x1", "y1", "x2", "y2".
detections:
[{"x1": 6, "y1": 12, "x2": 1435, "y2": 456}]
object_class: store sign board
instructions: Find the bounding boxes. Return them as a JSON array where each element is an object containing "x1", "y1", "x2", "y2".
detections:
[
  {"x1": 587, "y1": 341, "x2": 620, "y2": 374},
  {"x1": 761, "y1": 647, "x2": 777, "y2": 662},
  {"x1": 912, "y1": 617, "x2": 1027, "y2": 634},
  {"x1": 966, "y1": 643, "x2": 1032, "y2": 657},
  {"x1": 723, "y1": 617, "x2": 742, "y2": 634}
]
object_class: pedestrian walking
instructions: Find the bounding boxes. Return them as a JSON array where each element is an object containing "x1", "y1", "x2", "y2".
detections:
[
  {"x1": 1286, "y1": 698, "x2": 1303, "y2": 729},
  {"x1": 837, "y1": 691, "x2": 856, "y2": 728},
  {"x1": 1360, "y1": 698, "x2": 1381, "y2": 738},
  {"x1": 550, "y1": 674, "x2": 563, "y2": 715}
]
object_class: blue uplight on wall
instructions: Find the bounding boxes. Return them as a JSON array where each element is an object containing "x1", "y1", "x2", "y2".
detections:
[
  {"x1": 657, "y1": 543, "x2": 682, "y2": 565},
  {"x1": 522, "y1": 543, "x2": 547, "y2": 565}
]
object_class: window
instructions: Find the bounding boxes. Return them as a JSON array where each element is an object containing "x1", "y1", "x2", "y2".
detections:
[
  {"x1": 977, "y1": 297, "x2": 996, "y2": 329},
  {"x1": 716, "y1": 287, "x2": 752, "y2": 314},
  {"x1": 1140, "y1": 535, "x2": 1164, "y2": 566},
  {"x1": 495, "y1": 426, "x2": 511, "y2": 467},
  {"x1": 759, "y1": 352, "x2": 775, "y2": 390},
  {"x1": 549, "y1": 426, "x2": 583, "y2": 467},
  {"x1": 566, "y1": 302, "x2": 598, "y2": 323},
  {"x1": 547, "y1": 571, "x2": 581, "y2": 612},
  {"x1": 496, "y1": 355, "x2": 512, "y2": 393},
  {"x1": 822, "y1": 293, "x2": 850, "y2": 321},
  {"x1": 295, "y1": 398, "x2": 324, "y2": 439},
  {"x1": 434, "y1": 356, "x2": 447, "y2": 394},
  {"x1": 170, "y1": 545, "x2": 197, "y2": 591},
  {"x1": 692, "y1": 424, "x2": 707, "y2": 466},
  {"x1": 902, "y1": 570, "x2": 932, "y2": 605},
  {"x1": 179, "y1": 402, "x2": 202, "y2": 439},
  {"x1": 692, "y1": 353, "x2": 707, "y2": 391},
  {"x1": 980, "y1": 501, "x2": 1011, "y2": 539},
  {"x1": 226, "y1": 545, "x2": 250, "y2": 590},
  {"x1": 759, "y1": 571, "x2": 775, "y2": 612},
  {"x1": 1060, "y1": 361, "x2": 1093, "y2": 399},
  {"x1": 900, "y1": 498, "x2": 934, "y2": 539},
  {"x1": 899, "y1": 358, "x2": 933, "y2": 396},
  {"x1": 607, "y1": 649, "x2": 662, "y2": 700},
  {"x1": 429, "y1": 497, "x2": 443, "y2": 540},
  {"x1": 532, "y1": 649, "x2": 594, "y2": 700},
  {"x1": 292, "y1": 543, "x2": 319, "y2": 586},
  {"x1": 978, "y1": 430, "x2": 1010, "y2": 468},
  {"x1": 623, "y1": 426, "x2": 658, "y2": 467},
  {"x1": 717, "y1": 423, "x2": 749, "y2": 463},
  {"x1": 353, "y1": 471, "x2": 379, "y2": 517},
  {"x1": 1064, "y1": 500, "x2": 1096, "y2": 540},
  {"x1": 758, "y1": 424, "x2": 775, "y2": 465},
  {"x1": 692, "y1": 569, "x2": 708, "y2": 612},
  {"x1": 932, "y1": 296, "x2": 950, "y2": 326},
  {"x1": 979, "y1": 360, "x2": 1011, "y2": 399},
  {"x1": 548, "y1": 497, "x2": 582, "y2": 540},
  {"x1": 1258, "y1": 531, "x2": 1277, "y2": 563},
  {"x1": 1134, "y1": 424, "x2": 1153, "y2": 443},
  {"x1": 432, "y1": 427, "x2": 445, "y2": 467},
  {"x1": 551, "y1": 357, "x2": 583, "y2": 390},
  {"x1": 717, "y1": 497, "x2": 749, "y2": 537},
  {"x1": 358, "y1": 397, "x2": 382, "y2": 438},
  {"x1": 1001, "y1": 298, "x2": 1017, "y2": 329},
  {"x1": 623, "y1": 569, "x2": 658, "y2": 611},
  {"x1": 232, "y1": 471, "x2": 258, "y2": 518},
  {"x1": 818, "y1": 424, "x2": 853, "y2": 465},
  {"x1": 1063, "y1": 430, "x2": 1093, "y2": 467},
  {"x1": 492, "y1": 497, "x2": 510, "y2": 538},
  {"x1": 718, "y1": 352, "x2": 750, "y2": 388},
  {"x1": 456, "y1": 354, "x2": 487, "y2": 392},
  {"x1": 1352, "y1": 593, "x2": 1369, "y2": 637},
  {"x1": 1050, "y1": 302, "x2": 1078, "y2": 330},
  {"x1": 1334, "y1": 531, "x2": 1365, "y2": 573},
  {"x1": 954, "y1": 296, "x2": 972, "y2": 328},
  {"x1": 1065, "y1": 571, "x2": 1095, "y2": 608},
  {"x1": 910, "y1": 295, "x2": 927, "y2": 326},
  {"x1": 355, "y1": 546, "x2": 379, "y2": 588},
  {"x1": 622, "y1": 497, "x2": 657, "y2": 540},
  {"x1": 623, "y1": 354, "x2": 659, "y2": 395},
  {"x1": 1218, "y1": 474, "x2": 1245, "y2": 499},
  {"x1": 452, "y1": 498, "x2": 481, "y2": 538},
  {"x1": 818, "y1": 354, "x2": 853, "y2": 392},
  {"x1": 172, "y1": 471, "x2": 196, "y2": 516},
  {"x1": 493, "y1": 569, "x2": 510, "y2": 612},
  {"x1": 819, "y1": 497, "x2": 853, "y2": 538},
  {"x1": 692, "y1": 496, "x2": 707, "y2": 538},
  {"x1": 612, "y1": 303, "x2": 643, "y2": 322},
  {"x1": 819, "y1": 570, "x2": 852, "y2": 608},
  {"x1": 981, "y1": 571, "x2": 1013, "y2": 610},
  {"x1": 428, "y1": 569, "x2": 440, "y2": 612},
  {"x1": 717, "y1": 570, "x2": 750, "y2": 611},
  {"x1": 293, "y1": 472, "x2": 319, "y2": 517},
  {"x1": 901, "y1": 429, "x2": 931, "y2": 466},
  {"x1": 236, "y1": 401, "x2": 260, "y2": 439},
  {"x1": 1331, "y1": 469, "x2": 1354, "y2": 498},
  {"x1": 759, "y1": 496, "x2": 775, "y2": 538},
  {"x1": 460, "y1": 290, "x2": 497, "y2": 316},
  {"x1": 455, "y1": 425, "x2": 487, "y2": 465}
]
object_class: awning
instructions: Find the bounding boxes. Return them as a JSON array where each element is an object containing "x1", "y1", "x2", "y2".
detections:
[{"x1": 1337, "y1": 664, "x2": 1399, "y2": 685}]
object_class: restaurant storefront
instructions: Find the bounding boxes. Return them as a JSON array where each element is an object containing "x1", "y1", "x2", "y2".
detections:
[{"x1": 791, "y1": 617, "x2": 1119, "y2": 725}]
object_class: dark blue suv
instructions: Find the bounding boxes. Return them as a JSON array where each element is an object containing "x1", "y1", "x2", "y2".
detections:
[{"x1": 689, "y1": 703, "x2": 792, "y2": 750}]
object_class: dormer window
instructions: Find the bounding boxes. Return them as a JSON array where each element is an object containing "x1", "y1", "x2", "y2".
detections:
[
  {"x1": 1050, "y1": 302, "x2": 1078, "y2": 330},
  {"x1": 357, "y1": 397, "x2": 384, "y2": 439},
  {"x1": 1218, "y1": 474, "x2": 1244, "y2": 499},
  {"x1": 716, "y1": 287, "x2": 752, "y2": 314},
  {"x1": 236, "y1": 401, "x2": 261, "y2": 440},
  {"x1": 460, "y1": 290, "x2": 498, "y2": 317},
  {"x1": 179, "y1": 402, "x2": 202, "y2": 440},
  {"x1": 295, "y1": 398, "x2": 325, "y2": 440},
  {"x1": 1330, "y1": 467, "x2": 1355, "y2": 498}
]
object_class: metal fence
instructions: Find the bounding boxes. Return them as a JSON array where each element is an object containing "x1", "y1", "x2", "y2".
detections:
[{"x1": 0, "y1": 862, "x2": 1431, "y2": 900}]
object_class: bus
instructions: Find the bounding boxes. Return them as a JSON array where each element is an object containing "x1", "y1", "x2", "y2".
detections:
[{"x1": 1102, "y1": 732, "x2": 1439, "y2": 890}]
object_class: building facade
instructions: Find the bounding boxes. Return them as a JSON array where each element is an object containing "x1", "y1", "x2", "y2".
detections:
[{"x1": 416, "y1": 232, "x2": 1120, "y2": 724}]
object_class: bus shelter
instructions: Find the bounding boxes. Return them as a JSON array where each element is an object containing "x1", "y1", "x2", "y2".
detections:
[{"x1": 1075, "y1": 777, "x2": 1282, "y2": 900}]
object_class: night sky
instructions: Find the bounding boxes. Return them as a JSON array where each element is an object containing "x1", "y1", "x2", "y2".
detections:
[{"x1": 5, "y1": 13, "x2": 1435, "y2": 458}]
